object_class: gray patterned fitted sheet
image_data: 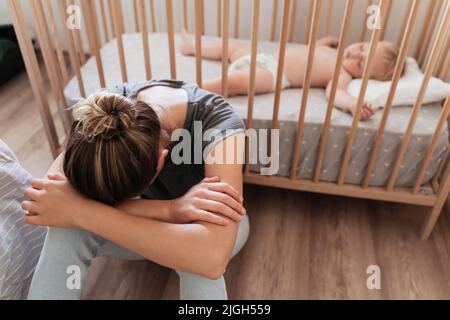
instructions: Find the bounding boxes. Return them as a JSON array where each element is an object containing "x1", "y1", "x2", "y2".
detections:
[{"x1": 63, "y1": 33, "x2": 449, "y2": 187}]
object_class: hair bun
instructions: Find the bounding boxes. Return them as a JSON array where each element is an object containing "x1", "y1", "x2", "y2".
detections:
[{"x1": 72, "y1": 92, "x2": 136, "y2": 142}]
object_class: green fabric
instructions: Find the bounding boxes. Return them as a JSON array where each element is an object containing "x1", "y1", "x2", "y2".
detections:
[
  {"x1": 0, "y1": 38, "x2": 18, "y2": 61},
  {"x1": 0, "y1": 37, "x2": 24, "y2": 85}
]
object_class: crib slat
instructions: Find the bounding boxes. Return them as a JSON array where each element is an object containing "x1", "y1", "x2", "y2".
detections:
[
  {"x1": 139, "y1": 0, "x2": 152, "y2": 80},
  {"x1": 313, "y1": 0, "x2": 355, "y2": 183},
  {"x1": 414, "y1": 0, "x2": 437, "y2": 62},
  {"x1": 216, "y1": 0, "x2": 222, "y2": 37},
  {"x1": 437, "y1": 35, "x2": 449, "y2": 78},
  {"x1": 107, "y1": 0, "x2": 116, "y2": 38},
  {"x1": 304, "y1": 0, "x2": 314, "y2": 43},
  {"x1": 8, "y1": 0, "x2": 60, "y2": 156},
  {"x1": 166, "y1": 0, "x2": 176, "y2": 79},
  {"x1": 290, "y1": 0, "x2": 322, "y2": 179},
  {"x1": 431, "y1": 130, "x2": 450, "y2": 187},
  {"x1": 244, "y1": 0, "x2": 261, "y2": 174},
  {"x1": 149, "y1": 0, "x2": 156, "y2": 32},
  {"x1": 322, "y1": 0, "x2": 333, "y2": 36},
  {"x1": 234, "y1": 0, "x2": 240, "y2": 38},
  {"x1": 133, "y1": 0, "x2": 140, "y2": 33},
  {"x1": 272, "y1": 0, "x2": 291, "y2": 130},
  {"x1": 270, "y1": 0, "x2": 279, "y2": 41},
  {"x1": 99, "y1": 0, "x2": 110, "y2": 42},
  {"x1": 387, "y1": 2, "x2": 450, "y2": 191},
  {"x1": 379, "y1": 0, "x2": 393, "y2": 40},
  {"x1": 288, "y1": 0, "x2": 297, "y2": 42},
  {"x1": 413, "y1": 94, "x2": 450, "y2": 193},
  {"x1": 418, "y1": 0, "x2": 444, "y2": 67},
  {"x1": 44, "y1": 0, "x2": 69, "y2": 85},
  {"x1": 195, "y1": 0, "x2": 203, "y2": 87},
  {"x1": 32, "y1": 0, "x2": 72, "y2": 132},
  {"x1": 337, "y1": 0, "x2": 388, "y2": 186},
  {"x1": 441, "y1": 53, "x2": 450, "y2": 80},
  {"x1": 112, "y1": 0, "x2": 128, "y2": 82},
  {"x1": 80, "y1": 0, "x2": 97, "y2": 53},
  {"x1": 82, "y1": 0, "x2": 106, "y2": 88},
  {"x1": 362, "y1": 0, "x2": 422, "y2": 189},
  {"x1": 90, "y1": 0, "x2": 103, "y2": 52},
  {"x1": 217, "y1": 0, "x2": 222, "y2": 37},
  {"x1": 183, "y1": 0, "x2": 189, "y2": 31},
  {"x1": 397, "y1": 0, "x2": 411, "y2": 46},
  {"x1": 31, "y1": 0, "x2": 63, "y2": 98},
  {"x1": 88, "y1": 0, "x2": 106, "y2": 88},
  {"x1": 69, "y1": 0, "x2": 86, "y2": 65},
  {"x1": 359, "y1": 0, "x2": 373, "y2": 42},
  {"x1": 200, "y1": 0, "x2": 205, "y2": 35},
  {"x1": 57, "y1": 0, "x2": 85, "y2": 97},
  {"x1": 221, "y1": 0, "x2": 231, "y2": 98}
]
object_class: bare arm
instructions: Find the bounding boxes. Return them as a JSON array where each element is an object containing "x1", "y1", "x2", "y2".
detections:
[
  {"x1": 45, "y1": 152, "x2": 173, "y2": 221},
  {"x1": 326, "y1": 71, "x2": 355, "y2": 112},
  {"x1": 73, "y1": 134, "x2": 245, "y2": 278},
  {"x1": 326, "y1": 71, "x2": 375, "y2": 120},
  {"x1": 45, "y1": 152, "x2": 243, "y2": 224},
  {"x1": 29, "y1": 134, "x2": 245, "y2": 279}
]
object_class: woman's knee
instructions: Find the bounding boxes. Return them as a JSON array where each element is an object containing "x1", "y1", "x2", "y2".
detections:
[
  {"x1": 231, "y1": 214, "x2": 250, "y2": 258},
  {"x1": 43, "y1": 227, "x2": 105, "y2": 257}
]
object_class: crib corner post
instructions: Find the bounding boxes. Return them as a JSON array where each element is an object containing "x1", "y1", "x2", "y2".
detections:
[{"x1": 420, "y1": 163, "x2": 450, "y2": 240}]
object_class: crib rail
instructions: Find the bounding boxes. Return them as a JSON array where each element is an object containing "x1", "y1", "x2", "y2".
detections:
[{"x1": 7, "y1": 0, "x2": 450, "y2": 239}]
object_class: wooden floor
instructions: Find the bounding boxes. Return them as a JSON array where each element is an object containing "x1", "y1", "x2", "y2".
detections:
[{"x1": 1, "y1": 70, "x2": 450, "y2": 300}]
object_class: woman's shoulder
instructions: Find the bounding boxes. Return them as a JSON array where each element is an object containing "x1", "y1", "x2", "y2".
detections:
[{"x1": 106, "y1": 79, "x2": 188, "y2": 99}]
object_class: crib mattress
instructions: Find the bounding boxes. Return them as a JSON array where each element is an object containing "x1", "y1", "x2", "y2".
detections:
[{"x1": 64, "y1": 33, "x2": 449, "y2": 187}]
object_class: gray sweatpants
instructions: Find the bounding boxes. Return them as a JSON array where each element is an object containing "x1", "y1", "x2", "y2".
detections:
[{"x1": 27, "y1": 215, "x2": 249, "y2": 300}]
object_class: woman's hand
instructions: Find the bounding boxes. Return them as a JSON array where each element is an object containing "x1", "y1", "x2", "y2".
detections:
[
  {"x1": 21, "y1": 172, "x2": 91, "y2": 228},
  {"x1": 169, "y1": 176, "x2": 246, "y2": 226}
]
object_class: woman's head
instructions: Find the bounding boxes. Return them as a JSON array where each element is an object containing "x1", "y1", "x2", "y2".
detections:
[
  {"x1": 64, "y1": 91, "x2": 168, "y2": 206},
  {"x1": 342, "y1": 41, "x2": 402, "y2": 81}
]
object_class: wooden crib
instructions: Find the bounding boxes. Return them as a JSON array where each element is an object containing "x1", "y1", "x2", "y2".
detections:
[{"x1": 7, "y1": 0, "x2": 450, "y2": 239}]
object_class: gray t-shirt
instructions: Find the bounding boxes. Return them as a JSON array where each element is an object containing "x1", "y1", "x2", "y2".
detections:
[{"x1": 109, "y1": 80, "x2": 245, "y2": 200}]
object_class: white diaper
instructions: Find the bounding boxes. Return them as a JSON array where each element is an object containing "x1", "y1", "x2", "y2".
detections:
[{"x1": 228, "y1": 53, "x2": 291, "y2": 91}]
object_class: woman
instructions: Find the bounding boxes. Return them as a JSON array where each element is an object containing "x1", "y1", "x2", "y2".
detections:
[{"x1": 21, "y1": 80, "x2": 250, "y2": 299}]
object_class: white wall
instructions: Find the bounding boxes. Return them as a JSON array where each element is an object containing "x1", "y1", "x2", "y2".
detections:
[{"x1": 0, "y1": 0, "x2": 446, "y2": 57}]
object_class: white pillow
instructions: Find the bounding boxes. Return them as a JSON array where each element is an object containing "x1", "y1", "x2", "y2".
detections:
[
  {"x1": 0, "y1": 139, "x2": 47, "y2": 300},
  {"x1": 348, "y1": 58, "x2": 450, "y2": 109}
]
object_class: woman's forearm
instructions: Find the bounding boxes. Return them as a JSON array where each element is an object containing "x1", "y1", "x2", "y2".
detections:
[
  {"x1": 117, "y1": 199, "x2": 172, "y2": 222},
  {"x1": 77, "y1": 199, "x2": 227, "y2": 279}
]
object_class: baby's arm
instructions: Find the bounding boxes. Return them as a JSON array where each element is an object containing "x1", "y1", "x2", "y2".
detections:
[{"x1": 326, "y1": 71, "x2": 374, "y2": 120}]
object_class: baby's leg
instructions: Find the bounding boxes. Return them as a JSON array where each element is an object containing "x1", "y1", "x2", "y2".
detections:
[
  {"x1": 181, "y1": 31, "x2": 250, "y2": 62},
  {"x1": 202, "y1": 68, "x2": 274, "y2": 96}
]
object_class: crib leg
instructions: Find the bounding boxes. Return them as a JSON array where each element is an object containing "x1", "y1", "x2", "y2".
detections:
[
  {"x1": 420, "y1": 166, "x2": 450, "y2": 240},
  {"x1": 420, "y1": 199, "x2": 449, "y2": 240}
]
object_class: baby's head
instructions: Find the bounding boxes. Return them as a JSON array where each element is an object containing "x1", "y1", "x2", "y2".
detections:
[
  {"x1": 342, "y1": 41, "x2": 403, "y2": 81},
  {"x1": 64, "y1": 91, "x2": 169, "y2": 205}
]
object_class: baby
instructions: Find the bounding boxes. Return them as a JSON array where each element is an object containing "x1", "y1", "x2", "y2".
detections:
[{"x1": 181, "y1": 32, "x2": 402, "y2": 120}]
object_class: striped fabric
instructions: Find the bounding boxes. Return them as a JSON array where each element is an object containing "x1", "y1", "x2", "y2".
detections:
[{"x1": 0, "y1": 139, "x2": 46, "y2": 300}]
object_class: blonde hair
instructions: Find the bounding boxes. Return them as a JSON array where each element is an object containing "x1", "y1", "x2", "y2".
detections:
[
  {"x1": 375, "y1": 42, "x2": 404, "y2": 81},
  {"x1": 64, "y1": 91, "x2": 163, "y2": 205}
]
